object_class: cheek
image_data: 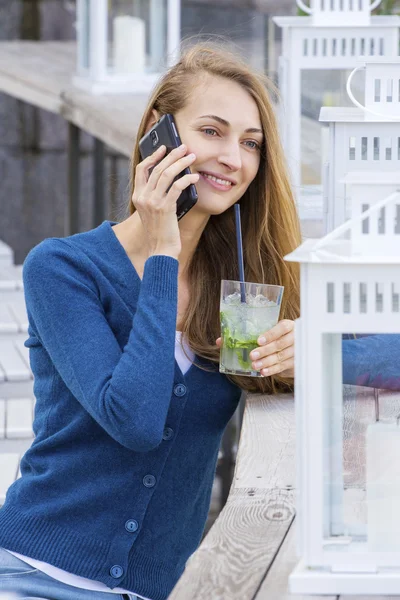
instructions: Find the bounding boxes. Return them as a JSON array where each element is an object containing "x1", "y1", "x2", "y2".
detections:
[{"x1": 242, "y1": 160, "x2": 260, "y2": 188}]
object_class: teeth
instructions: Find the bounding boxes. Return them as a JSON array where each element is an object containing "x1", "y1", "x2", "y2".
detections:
[{"x1": 201, "y1": 173, "x2": 232, "y2": 187}]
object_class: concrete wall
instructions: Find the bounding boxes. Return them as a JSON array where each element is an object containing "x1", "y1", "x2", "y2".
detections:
[{"x1": 0, "y1": 0, "x2": 292, "y2": 264}]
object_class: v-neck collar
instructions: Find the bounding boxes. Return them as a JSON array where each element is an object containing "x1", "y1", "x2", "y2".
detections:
[{"x1": 103, "y1": 220, "x2": 142, "y2": 287}]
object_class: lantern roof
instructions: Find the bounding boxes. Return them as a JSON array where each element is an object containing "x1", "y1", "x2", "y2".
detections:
[
  {"x1": 319, "y1": 106, "x2": 396, "y2": 123},
  {"x1": 340, "y1": 171, "x2": 400, "y2": 185},
  {"x1": 273, "y1": 15, "x2": 400, "y2": 28},
  {"x1": 286, "y1": 174, "x2": 400, "y2": 264}
]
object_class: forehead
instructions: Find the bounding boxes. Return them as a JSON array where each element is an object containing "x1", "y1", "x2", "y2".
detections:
[{"x1": 184, "y1": 75, "x2": 262, "y2": 130}]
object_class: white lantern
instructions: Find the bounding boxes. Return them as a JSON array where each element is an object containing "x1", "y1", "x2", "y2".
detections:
[
  {"x1": 273, "y1": 1, "x2": 399, "y2": 195},
  {"x1": 321, "y1": 59, "x2": 400, "y2": 233},
  {"x1": 285, "y1": 173, "x2": 400, "y2": 595},
  {"x1": 73, "y1": 0, "x2": 181, "y2": 94}
]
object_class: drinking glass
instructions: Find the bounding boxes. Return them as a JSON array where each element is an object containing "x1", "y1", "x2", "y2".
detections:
[{"x1": 219, "y1": 280, "x2": 284, "y2": 377}]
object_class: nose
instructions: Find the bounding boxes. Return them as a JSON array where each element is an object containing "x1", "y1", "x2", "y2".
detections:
[{"x1": 217, "y1": 141, "x2": 242, "y2": 172}]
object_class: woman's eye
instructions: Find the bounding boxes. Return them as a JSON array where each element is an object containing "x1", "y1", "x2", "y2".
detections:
[
  {"x1": 245, "y1": 140, "x2": 260, "y2": 150},
  {"x1": 203, "y1": 128, "x2": 218, "y2": 136},
  {"x1": 202, "y1": 128, "x2": 260, "y2": 150}
]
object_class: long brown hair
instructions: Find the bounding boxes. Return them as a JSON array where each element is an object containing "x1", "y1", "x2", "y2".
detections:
[{"x1": 126, "y1": 41, "x2": 301, "y2": 394}]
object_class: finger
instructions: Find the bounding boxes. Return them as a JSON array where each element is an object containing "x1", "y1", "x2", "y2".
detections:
[
  {"x1": 253, "y1": 344, "x2": 294, "y2": 371},
  {"x1": 135, "y1": 145, "x2": 167, "y2": 188},
  {"x1": 165, "y1": 173, "x2": 199, "y2": 206},
  {"x1": 257, "y1": 319, "x2": 294, "y2": 345},
  {"x1": 147, "y1": 144, "x2": 189, "y2": 189},
  {"x1": 253, "y1": 330, "x2": 294, "y2": 360},
  {"x1": 154, "y1": 153, "x2": 197, "y2": 197},
  {"x1": 260, "y1": 358, "x2": 294, "y2": 377},
  {"x1": 216, "y1": 337, "x2": 222, "y2": 347}
]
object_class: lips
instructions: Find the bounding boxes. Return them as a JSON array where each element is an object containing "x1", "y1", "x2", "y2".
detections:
[
  {"x1": 199, "y1": 171, "x2": 237, "y2": 185},
  {"x1": 199, "y1": 172, "x2": 234, "y2": 192}
]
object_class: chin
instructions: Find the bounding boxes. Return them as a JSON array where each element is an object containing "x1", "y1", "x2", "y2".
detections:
[{"x1": 194, "y1": 194, "x2": 237, "y2": 216}]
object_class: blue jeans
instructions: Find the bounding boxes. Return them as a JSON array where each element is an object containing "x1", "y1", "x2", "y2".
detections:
[{"x1": 0, "y1": 548, "x2": 138, "y2": 599}]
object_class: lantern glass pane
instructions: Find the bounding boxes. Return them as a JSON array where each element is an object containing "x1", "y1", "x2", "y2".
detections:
[
  {"x1": 106, "y1": 0, "x2": 168, "y2": 76},
  {"x1": 321, "y1": 338, "x2": 400, "y2": 555}
]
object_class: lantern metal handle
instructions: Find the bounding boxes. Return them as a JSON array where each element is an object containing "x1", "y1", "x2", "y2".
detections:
[
  {"x1": 346, "y1": 65, "x2": 400, "y2": 121},
  {"x1": 296, "y1": 0, "x2": 312, "y2": 14},
  {"x1": 296, "y1": 0, "x2": 382, "y2": 14}
]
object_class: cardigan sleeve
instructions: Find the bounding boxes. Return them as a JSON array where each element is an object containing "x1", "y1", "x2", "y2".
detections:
[
  {"x1": 342, "y1": 334, "x2": 400, "y2": 390},
  {"x1": 22, "y1": 238, "x2": 179, "y2": 452}
]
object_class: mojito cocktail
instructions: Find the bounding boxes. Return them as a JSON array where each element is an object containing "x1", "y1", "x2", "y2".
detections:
[{"x1": 219, "y1": 280, "x2": 283, "y2": 377}]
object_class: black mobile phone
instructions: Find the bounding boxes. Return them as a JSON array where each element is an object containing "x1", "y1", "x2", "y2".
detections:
[{"x1": 138, "y1": 114, "x2": 198, "y2": 221}]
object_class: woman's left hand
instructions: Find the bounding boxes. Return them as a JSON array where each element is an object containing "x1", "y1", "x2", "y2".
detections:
[{"x1": 216, "y1": 319, "x2": 295, "y2": 378}]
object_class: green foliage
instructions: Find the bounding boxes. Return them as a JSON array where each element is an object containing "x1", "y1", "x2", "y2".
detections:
[{"x1": 372, "y1": 0, "x2": 399, "y2": 15}]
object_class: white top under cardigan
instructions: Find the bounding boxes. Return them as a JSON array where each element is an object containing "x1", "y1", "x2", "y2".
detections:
[{"x1": 6, "y1": 332, "x2": 195, "y2": 599}]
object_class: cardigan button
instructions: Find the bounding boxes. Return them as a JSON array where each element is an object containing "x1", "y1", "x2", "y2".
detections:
[
  {"x1": 125, "y1": 519, "x2": 139, "y2": 532},
  {"x1": 173, "y1": 384, "x2": 187, "y2": 397},
  {"x1": 110, "y1": 565, "x2": 123, "y2": 578},
  {"x1": 143, "y1": 474, "x2": 156, "y2": 488},
  {"x1": 162, "y1": 427, "x2": 174, "y2": 441}
]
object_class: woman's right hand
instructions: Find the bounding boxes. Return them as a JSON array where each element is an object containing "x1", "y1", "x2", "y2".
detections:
[{"x1": 132, "y1": 144, "x2": 199, "y2": 259}]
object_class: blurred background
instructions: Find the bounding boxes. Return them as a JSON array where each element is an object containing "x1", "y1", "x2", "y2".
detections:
[{"x1": 2, "y1": 0, "x2": 391, "y2": 263}]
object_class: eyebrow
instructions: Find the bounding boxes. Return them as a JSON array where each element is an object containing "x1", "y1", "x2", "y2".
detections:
[{"x1": 196, "y1": 114, "x2": 264, "y2": 136}]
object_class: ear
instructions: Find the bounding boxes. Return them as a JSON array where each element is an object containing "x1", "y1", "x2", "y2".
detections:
[{"x1": 143, "y1": 109, "x2": 161, "y2": 134}]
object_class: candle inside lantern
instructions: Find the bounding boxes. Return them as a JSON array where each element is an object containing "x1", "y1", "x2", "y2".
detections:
[
  {"x1": 113, "y1": 16, "x2": 145, "y2": 75},
  {"x1": 366, "y1": 422, "x2": 400, "y2": 552}
]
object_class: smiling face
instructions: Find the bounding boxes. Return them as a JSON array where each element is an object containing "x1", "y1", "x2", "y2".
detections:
[{"x1": 173, "y1": 74, "x2": 264, "y2": 216}]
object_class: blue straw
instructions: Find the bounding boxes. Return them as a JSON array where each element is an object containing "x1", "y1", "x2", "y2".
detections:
[
  {"x1": 234, "y1": 204, "x2": 246, "y2": 302},
  {"x1": 234, "y1": 203, "x2": 249, "y2": 367}
]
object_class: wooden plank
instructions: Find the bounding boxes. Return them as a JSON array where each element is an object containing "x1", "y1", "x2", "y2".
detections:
[
  {"x1": 0, "y1": 239, "x2": 13, "y2": 267},
  {"x1": 0, "y1": 340, "x2": 31, "y2": 381},
  {"x1": 13, "y1": 338, "x2": 30, "y2": 369},
  {"x1": 0, "y1": 380, "x2": 35, "y2": 400},
  {"x1": 0, "y1": 303, "x2": 19, "y2": 334},
  {"x1": 8, "y1": 298, "x2": 28, "y2": 332},
  {"x1": 0, "y1": 453, "x2": 20, "y2": 506},
  {"x1": 61, "y1": 86, "x2": 146, "y2": 157},
  {"x1": 256, "y1": 521, "x2": 337, "y2": 600},
  {"x1": 0, "y1": 264, "x2": 23, "y2": 290},
  {"x1": 169, "y1": 394, "x2": 296, "y2": 600},
  {"x1": 0, "y1": 41, "x2": 146, "y2": 157},
  {"x1": 6, "y1": 398, "x2": 34, "y2": 439},
  {"x1": 0, "y1": 41, "x2": 75, "y2": 114}
]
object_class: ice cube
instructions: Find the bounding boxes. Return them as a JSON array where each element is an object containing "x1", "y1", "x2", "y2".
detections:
[
  {"x1": 224, "y1": 292, "x2": 242, "y2": 305},
  {"x1": 253, "y1": 294, "x2": 274, "y2": 307},
  {"x1": 244, "y1": 320, "x2": 258, "y2": 335}
]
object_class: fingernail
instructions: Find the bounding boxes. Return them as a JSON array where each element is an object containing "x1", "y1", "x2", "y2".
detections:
[
  {"x1": 254, "y1": 361, "x2": 263, "y2": 369},
  {"x1": 251, "y1": 351, "x2": 260, "y2": 359},
  {"x1": 179, "y1": 143, "x2": 186, "y2": 150},
  {"x1": 188, "y1": 153, "x2": 196, "y2": 159},
  {"x1": 258, "y1": 337, "x2": 267, "y2": 345}
]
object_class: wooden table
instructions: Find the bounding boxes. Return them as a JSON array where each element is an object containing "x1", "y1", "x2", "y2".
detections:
[{"x1": 169, "y1": 388, "x2": 400, "y2": 600}]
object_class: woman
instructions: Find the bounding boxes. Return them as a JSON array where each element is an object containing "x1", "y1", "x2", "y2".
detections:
[{"x1": 0, "y1": 41, "x2": 396, "y2": 600}]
